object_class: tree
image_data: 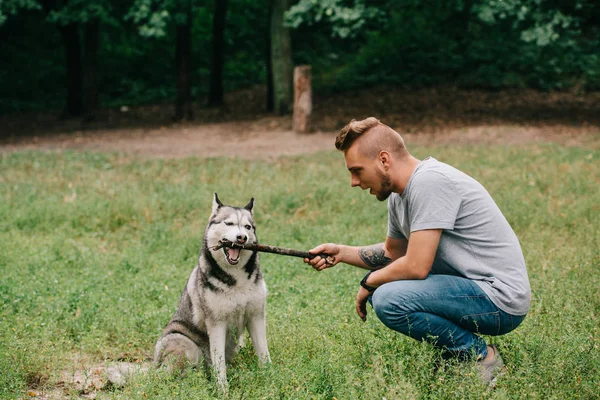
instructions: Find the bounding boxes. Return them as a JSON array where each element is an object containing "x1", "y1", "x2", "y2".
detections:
[
  {"x1": 41, "y1": 0, "x2": 85, "y2": 118},
  {"x1": 286, "y1": 0, "x2": 600, "y2": 90},
  {"x1": 174, "y1": 0, "x2": 193, "y2": 120},
  {"x1": 128, "y1": 0, "x2": 199, "y2": 120},
  {"x1": 1, "y1": 0, "x2": 113, "y2": 119},
  {"x1": 0, "y1": 0, "x2": 40, "y2": 25},
  {"x1": 2, "y1": 0, "x2": 598, "y2": 117},
  {"x1": 50, "y1": 0, "x2": 112, "y2": 120},
  {"x1": 82, "y1": 17, "x2": 99, "y2": 121},
  {"x1": 265, "y1": 2, "x2": 274, "y2": 112},
  {"x1": 269, "y1": 0, "x2": 293, "y2": 115},
  {"x1": 128, "y1": 0, "x2": 232, "y2": 118},
  {"x1": 207, "y1": 0, "x2": 227, "y2": 107}
]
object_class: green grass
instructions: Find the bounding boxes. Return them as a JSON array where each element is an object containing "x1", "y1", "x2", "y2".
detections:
[{"x1": 1, "y1": 142, "x2": 599, "y2": 399}]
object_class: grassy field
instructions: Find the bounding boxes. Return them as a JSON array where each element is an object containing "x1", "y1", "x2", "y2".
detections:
[{"x1": 1, "y1": 142, "x2": 599, "y2": 399}]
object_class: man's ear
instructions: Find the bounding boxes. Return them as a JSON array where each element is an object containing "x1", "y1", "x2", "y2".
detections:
[{"x1": 378, "y1": 151, "x2": 391, "y2": 168}]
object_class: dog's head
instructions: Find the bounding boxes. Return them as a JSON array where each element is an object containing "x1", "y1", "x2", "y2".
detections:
[{"x1": 205, "y1": 193, "x2": 257, "y2": 266}]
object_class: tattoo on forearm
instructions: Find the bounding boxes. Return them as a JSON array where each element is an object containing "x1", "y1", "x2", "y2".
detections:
[{"x1": 359, "y1": 245, "x2": 392, "y2": 269}]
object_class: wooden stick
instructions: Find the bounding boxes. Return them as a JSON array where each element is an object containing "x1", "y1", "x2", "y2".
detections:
[{"x1": 215, "y1": 240, "x2": 333, "y2": 263}]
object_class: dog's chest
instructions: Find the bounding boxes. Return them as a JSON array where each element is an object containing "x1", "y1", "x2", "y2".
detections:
[{"x1": 203, "y1": 278, "x2": 266, "y2": 322}]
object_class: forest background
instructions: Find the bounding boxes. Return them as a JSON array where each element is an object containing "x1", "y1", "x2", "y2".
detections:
[{"x1": 1, "y1": 0, "x2": 599, "y2": 130}]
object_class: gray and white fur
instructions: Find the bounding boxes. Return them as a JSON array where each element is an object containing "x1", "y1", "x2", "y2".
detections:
[{"x1": 154, "y1": 193, "x2": 270, "y2": 393}]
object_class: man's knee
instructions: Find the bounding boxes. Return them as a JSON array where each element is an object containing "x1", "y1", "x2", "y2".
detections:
[{"x1": 371, "y1": 283, "x2": 407, "y2": 325}]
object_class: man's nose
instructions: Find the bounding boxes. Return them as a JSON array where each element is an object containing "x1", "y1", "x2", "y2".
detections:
[{"x1": 351, "y1": 177, "x2": 360, "y2": 187}]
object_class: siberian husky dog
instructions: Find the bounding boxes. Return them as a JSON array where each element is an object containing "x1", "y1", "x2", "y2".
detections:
[{"x1": 154, "y1": 193, "x2": 270, "y2": 392}]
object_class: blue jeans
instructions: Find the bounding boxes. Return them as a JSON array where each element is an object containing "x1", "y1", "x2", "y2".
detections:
[{"x1": 369, "y1": 274, "x2": 526, "y2": 360}]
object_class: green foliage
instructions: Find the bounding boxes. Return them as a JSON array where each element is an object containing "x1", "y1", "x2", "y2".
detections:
[
  {"x1": 0, "y1": 0, "x2": 599, "y2": 112},
  {"x1": 475, "y1": 0, "x2": 580, "y2": 46},
  {"x1": 285, "y1": 0, "x2": 383, "y2": 39},
  {"x1": 45, "y1": 0, "x2": 114, "y2": 25},
  {"x1": 126, "y1": 0, "x2": 180, "y2": 38},
  {"x1": 0, "y1": 0, "x2": 40, "y2": 26},
  {"x1": 0, "y1": 0, "x2": 270, "y2": 111},
  {"x1": 1, "y1": 141, "x2": 599, "y2": 398},
  {"x1": 296, "y1": 0, "x2": 600, "y2": 92}
]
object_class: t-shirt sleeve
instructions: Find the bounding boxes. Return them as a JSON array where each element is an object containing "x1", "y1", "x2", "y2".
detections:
[
  {"x1": 387, "y1": 196, "x2": 406, "y2": 239},
  {"x1": 408, "y1": 171, "x2": 461, "y2": 232}
]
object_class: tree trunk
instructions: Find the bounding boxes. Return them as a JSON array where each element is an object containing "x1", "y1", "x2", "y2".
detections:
[
  {"x1": 208, "y1": 0, "x2": 228, "y2": 107},
  {"x1": 270, "y1": 0, "x2": 293, "y2": 115},
  {"x1": 293, "y1": 65, "x2": 311, "y2": 133},
  {"x1": 266, "y1": 2, "x2": 274, "y2": 112},
  {"x1": 82, "y1": 19, "x2": 100, "y2": 122},
  {"x1": 452, "y1": 0, "x2": 473, "y2": 74},
  {"x1": 39, "y1": 0, "x2": 83, "y2": 119},
  {"x1": 58, "y1": 23, "x2": 84, "y2": 118},
  {"x1": 174, "y1": 2, "x2": 193, "y2": 121}
]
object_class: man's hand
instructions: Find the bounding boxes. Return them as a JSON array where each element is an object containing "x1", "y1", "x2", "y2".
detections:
[
  {"x1": 304, "y1": 243, "x2": 340, "y2": 271},
  {"x1": 355, "y1": 286, "x2": 372, "y2": 321}
]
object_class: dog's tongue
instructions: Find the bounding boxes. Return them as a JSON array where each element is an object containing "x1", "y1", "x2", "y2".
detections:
[{"x1": 228, "y1": 247, "x2": 240, "y2": 261}]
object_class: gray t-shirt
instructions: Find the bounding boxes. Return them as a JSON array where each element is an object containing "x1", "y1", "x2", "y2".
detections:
[{"x1": 387, "y1": 157, "x2": 531, "y2": 315}]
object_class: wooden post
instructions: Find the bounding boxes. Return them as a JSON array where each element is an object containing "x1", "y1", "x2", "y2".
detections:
[{"x1": 293, "y1": 65, "x2": 312, "y2": 133}]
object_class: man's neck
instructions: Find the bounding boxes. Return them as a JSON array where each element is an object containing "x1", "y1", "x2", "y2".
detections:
[{"x1": 392, "y1": 156, "x2": 421, "y2": 195}]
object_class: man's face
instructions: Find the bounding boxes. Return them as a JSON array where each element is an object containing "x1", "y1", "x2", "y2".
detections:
[{"x1": 344, "y1": 143, "x2": 392, "y2": 201}]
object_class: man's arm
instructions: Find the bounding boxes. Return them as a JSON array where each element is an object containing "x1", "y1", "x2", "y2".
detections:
[
  {"x1": 355, "y1": 229, "x2": 441, "y2": 321},
  {"x1": 365, "y1": 229, "x2": 441, "y2": 285},
  {"x1": 306, "y1": 236, "x2": 408, "y2": 271},
  {"x1": 355, "y1": 236, "x2": 408, "y2": 270}
]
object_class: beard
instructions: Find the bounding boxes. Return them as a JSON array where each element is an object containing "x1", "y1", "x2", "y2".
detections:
[{"x1": 375, "y1": 169, "x2": 393, "y2": 201}]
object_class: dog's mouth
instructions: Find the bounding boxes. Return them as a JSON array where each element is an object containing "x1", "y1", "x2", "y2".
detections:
[{"x1": 223, "y1": 246, "x2": 241, "y2": 265}]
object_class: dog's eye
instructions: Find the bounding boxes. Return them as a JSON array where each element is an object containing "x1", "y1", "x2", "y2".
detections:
[
  {"x1": 245, "y1": 225, "x2": 252, "y2": 230},
  {"x1": 225, "y1": 222, "x2": 234, "y2": 226}
]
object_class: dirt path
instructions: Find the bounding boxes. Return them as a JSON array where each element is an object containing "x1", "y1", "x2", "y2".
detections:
[
  {"x1": 2, "y1": 87, "x2": 599, "y2": 158},
  {"x1": 2, "y1": 119, "x2": 599, "y2": 160}
]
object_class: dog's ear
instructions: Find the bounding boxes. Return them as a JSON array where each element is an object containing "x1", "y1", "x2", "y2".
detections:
[
  {"x1": 244, "y1": 197, "x2": 254, "y2": 214},
  {"x1": 212, "y1": 193, "x2": 223, "y2": 214}
]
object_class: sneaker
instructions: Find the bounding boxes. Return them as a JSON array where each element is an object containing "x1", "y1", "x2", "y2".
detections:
[{"x1": 477, "y1": 345, "x2": 506, "y2": 387}]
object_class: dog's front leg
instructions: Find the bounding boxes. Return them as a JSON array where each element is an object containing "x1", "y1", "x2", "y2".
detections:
[
  {"x1": 207, "y1": 323, "x2": 229, "y2": 393},
  {"x1": 247, "y1": 314, "x2": 271, "y2": 364}
]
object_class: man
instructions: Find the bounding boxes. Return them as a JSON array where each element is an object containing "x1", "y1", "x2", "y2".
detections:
[{"x1": 305, "y1": 117, "x2": 530, "y2": 385}]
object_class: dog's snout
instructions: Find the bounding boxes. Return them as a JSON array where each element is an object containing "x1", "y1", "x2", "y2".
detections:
[{"x1": 236, "y1": 234, "x2": 247, "y2": 244}]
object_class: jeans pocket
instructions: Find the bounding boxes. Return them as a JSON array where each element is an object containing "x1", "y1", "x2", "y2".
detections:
[
  {"x1": 459, "y1": 311, "x2": 501, "y2": 336},
  {"x1": 499, "y1": 312, "x2": 526, "y2": 335}
]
